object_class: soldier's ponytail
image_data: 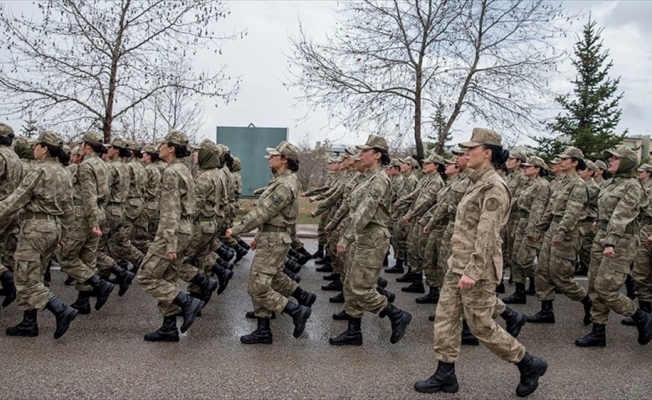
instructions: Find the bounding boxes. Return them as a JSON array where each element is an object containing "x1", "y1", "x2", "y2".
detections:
[{"x1": 484, "y1": 144, "x2": 509, "y2": 170}]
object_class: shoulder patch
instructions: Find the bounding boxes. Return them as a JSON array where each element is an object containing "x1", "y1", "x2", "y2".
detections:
[{"x1": 486, "y1": 197, "x2": 499, "y2": 212}]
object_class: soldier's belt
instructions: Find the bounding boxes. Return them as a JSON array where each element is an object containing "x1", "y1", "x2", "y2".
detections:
[
  {"x1": 519, "y1": 211, "x2": 530, "y2": 218},
  {"x1": 597, "y1": 220, "x2": 637, "y2": 235},
  {"x1": 643, "y1": 216, "x2": 652, "y2": 225},
  {"x1": 22, "y1": 211, "x2": 56, "y2": 221},
  {"x1": 196, "y1": 216, "x2": 216, "y2": 223},
  {"x1": 261, "y1": 224, "x2": 287, "y2": 233},
  {"x1": 551, "y1": 215, "x2": 563, "y2": 223}
]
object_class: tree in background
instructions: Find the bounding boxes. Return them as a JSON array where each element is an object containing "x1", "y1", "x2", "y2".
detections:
[
  {"x1": 20, "y1": 110, "x2": 39, "y2": 138},
  {"x1": 0, "y1": 0, "x2": 241, "y2": 142},
  {"x1": 295, "y1": 138, "x2": 328, "y2": 191},
  {"x1": 537, "y1": 17, "x2": 626, "y2": 162},
  {"x1": 427, "y1": 98, "x2": 450, "y2": 155}
]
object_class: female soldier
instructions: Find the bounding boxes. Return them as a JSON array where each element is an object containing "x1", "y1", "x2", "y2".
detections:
[
  {"x1": 0, "y1": 131, "x2": 78, "y2": 339},
  {"x1": 576, "y1": 146, "x2": 652, "y2": 347},
  {"x1": 329, "y1": 135, "x2": 412, "y2": 346},
  {"x1": 574, "y1": 161, "x2": 600, "y2": 277},
  {"x1": 226, "y1": 141, "x2": 312, "y2": 345},
  {"x1": 137, "y1": 130, "x2": 203, "y2": 342},
  {"x1": 414, "y1": 128, "x2": 547, "y2": 398},
  {"x1": 504, "y1": 156, "x2": 550, "y2": 305}
]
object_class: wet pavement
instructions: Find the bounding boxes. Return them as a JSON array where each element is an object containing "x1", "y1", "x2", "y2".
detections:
[{"x1": 1, "y1": 239, "x2": 651, "y2": 399}]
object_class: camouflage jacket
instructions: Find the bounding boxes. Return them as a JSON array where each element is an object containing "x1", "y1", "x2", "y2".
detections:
[
  {"x1": 584, "y1": 177, "x2": 601, "y2": 220},
  {"x1": 536, "y1": 171, "x2": 587, "y2": 242},
  {"x1": 143, "y1": 162, "x2": 162, "y2": 211},
  {"x1": 193, "y1": 167, "x2": 221, "y2": 220},
  {"x1": 392, "y1": 172, "x2": 418, "y2": 215},
  {"x1": 0, "y1": 145, "x2": 22, "y2": 202},
  {"x1": 303, "y1": 172, "x2": 333, "y2": 197},
  {"x1": 515, "y1": 176, "x2": 550, "y2": 233},
  {"x1": 231, "y1": 169, "x2": 297, "y2": 236},
  {"x1": 339, "y1": 165, "x2": 391, "y2": 248},
  {"x1": 639, "y1": 179, "x2": 652, "y2": 224},
  {"x1": 77, "y1": 151, "x2": 109, "y2": 228},
  {"x1": 403, "y1": 173, "x2": 445, "y2": 222},
  {"x1": 597, "y1": 176, "x2": 643, "y2": 245},
  {"x1": 325, "y1": 171, "x2": 368, "y2": 231},
  {"x1": 106, "y1": 158, "x2": 130, "y2": 204},
  {"x1": 390, "y1": 173, "x2": 405, "y2": 205},
  {"x1": 428, "y1": 169, "x2": 473, "y2": 226},
  {"x1": 158, "y1": 159, "x2": 195, "y2": 253},
  {"x1": 314, "y1": 169, "x2": 357, "y2": 217},
  {"x1": 422, "y1": 181, "x2": 453, "y2": 230},
  {"x1": 394, "y1": 173, "x2": 434, "y2": 217},
  {"x1": 448, "y1": 166, "x2": 510, "y2": 283}
]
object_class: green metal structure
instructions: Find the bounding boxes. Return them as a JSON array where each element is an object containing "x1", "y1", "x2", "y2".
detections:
[{"x1": 216, "y1": 124, "x2": 288, "y2": 198}]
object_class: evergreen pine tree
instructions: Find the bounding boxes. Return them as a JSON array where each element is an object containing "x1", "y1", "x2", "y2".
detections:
[
  {"x1": 427, "y1": 99, "x2": 451, "y2": 155},
  {"x1": 20, "y1": 111, "x2": 39, "y2": 138},
  {"x1": 537, "y1": 17, "x2": 626, "y2": 162}
]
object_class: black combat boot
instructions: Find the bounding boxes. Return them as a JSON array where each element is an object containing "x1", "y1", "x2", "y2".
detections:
[
  {"x1": 580, "y1": 295, "x2": 592, "y2": 326},
  {"x1": 501, "y1": 307, "x2": 527, "y2": 338},
  {"x1": 237, "y1": 239, "x2": 251, "y2": 251},
  {"x1": 241, "y1": 318, "x2": 273, "y2": 344},
  {"x1": 321, "y1": 276, "x2": 343, "y2": 291},
  {"x1": 144, "y1": 316, "x2": 179, "y2": 342},
  {"x1": 210, "y1": 263, "x2": 234, "y2": 295},
  {"x1": 385, "y1": 258, "x2": 404, "y2": 274},
  {"x1": 574, "y1": 261, "x2": 588, "y2": 276},
  {"x1": 396, "y1": 268, "x2": 415, "y2": 283},
  {"x1": 525, "y1": 277, "x2": 536, "y2": 296},
  {"x1": 44, "y1": 261, "x2": 52, "y2": 287},
  {"x1": 496, "y1": 281, "x2": 506, "y2": 294},
  {"x1": 191, "y1": 273, "x2": 218, "y2": 306},
  {"x1": 45, "y1": 298, "x2": 78, "y2": 339},
  {"x1": 461, "y1": 320, "x2": 479, "y2": 346},
  {"x1": 64, "y1": 275, "x2": 75, "y2": 285},
  {"x1": 323, "y1": 273, "x2": 338, "y2": 281},
  {"x1": 283, "y1": 268, "x2": 301, "y2": 283},
  {"x1": 625, "y1": 274, "x2": 637, "y2": 299},
  {"x1": 402, "y1": 275, "x2": 426, "y2": 293},
  {"x1": 383, "y1": 252, "x2": 389, "y2": 267},
  {"x1": 329, "y1": 292, "x2": 344, "y2": 303},
  {"x1": 329, "y1": 317, "x2": 362, "y2": 345},
  {"x1": 292, "y1": 287, "x2": 316, "y2": 308},
  {"x1": 416, "y1": 287, "x2": 440, "y2": 304},
  {"x1": 315, "y1": 263, "x2": 333, "y2": 273},
  {"x1": 515, "y1": 352, "x2": 548, "y2": 397},
  {"x1": 414, "y1": 361, "x2": 459, "y2": 394},
  {"x1": 245, "y1": 311, "x2": 276, "y2": 319},
  {"x1": 70, "y1": 291, "x2": 92, "y2": 315},
  {"x1": 622, "y1": 300, "x2": 651, "y2": 326},
  {"x1": 86, "y1": 275, "x2": 114, "y2": 311},
  {"x1": 376, "y1": 287, "x2": 396, "y2": 303},
  {"x1": 297, "y1": 247, "x2": 313, "y2": 262},
  {"x1": 0, "y1": 270, "x2": 16, "y2": 308},
  {"x1": 288, "y1": 249, "x2": 307, "y2": 266},
  {"x1": 6, "y1": 309, "x2": 39, "y2": 337},
  {"x1": 217, "y1": 244, "x2": 236, "y2": 262},
  {"x1": 527, "y1": 301, "x2": 555, "y2": 324},
  {"x1": 332, "y1": 310, "x2": 352, "y2": 321},
  {"x1": 315, "y1": 253, "x2": 331, "y2": 266},
  {"x1": 377, "y1": 277, "x2": 388, "y2": 288},
  {"x1": 631, "y1": 307, "x2": 652, "y2": 345},
  {"x1": 217, "y1": 257, "x2": 235, "y2": 271},
  {"x1": 575, "y1": 323, "x2": 606, "y2": 347},
  {"x1": 311, "y1": 244, "x2": 325, "y2": 260},
  {"x1": 283, "y1": 301, "x2": 312, "y2": 338},
  {"x1": 380, "y1": 303, "x2": 412, "y2": 344},
  {"x1": 110, "y1": 264, "x2": 135, "y2": 297},
  {"x1": 234, "y1": 244, "x2": 249, "y2": 264},
  {"x1": 503, "y1": 283, "x2": 527, "y2": 304},
  {"x1": 172, "y1": 292, "x2": 204, "y2": 333}
]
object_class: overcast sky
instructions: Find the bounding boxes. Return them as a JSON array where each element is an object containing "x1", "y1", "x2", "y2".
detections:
[{"x1": 3, "y1": 1, "x2": 652, "y2": 149}]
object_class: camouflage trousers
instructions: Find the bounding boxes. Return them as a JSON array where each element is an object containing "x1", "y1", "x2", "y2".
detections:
[
  {"x1": 632, "y1": 224, "x2": 652, "y2": 302},
  {"x1": 577, "y1": 218, "x2": 596, "y2": 268},
  {"x1": 588, "y1": 229, "x2": 639, "y2": 324},
  {"x1": 14, "y1": 219, "x2": 60, "y2": 311},
  {"x1": 512, "y1": 218, "x2": 539, "y2": 283},
  {"x1": 112, "y1": 203, "x2": 144, "y2": 266},
  {"x1": 136, "y1": 221, "x2": 193, "y2": 317},
  {"x1": 329, "y1": 228, "x2": 344, "y2": 275},
  {"x1": 343, "y1": 225, "x2": 390, "y2": 319},
  {"x1": 131, "y1": 208, "x2": 152, "y2": 255},
  {"x1": 59, "y1": 206, "x2": 101, "y2": 292},
  {"x1": 289, "y1": 224, "x2": 304, "y2": 251},
  {"x1": 96, "y1": 204, "x2": 126, "y2": 276},
  {"x1": 247, "y1": 232, "x2": 293, "y2": 319},
  {"x1": 437, "y1": 222, "x2": 455, "y2": 282},
  {"x1": 391, "y1": 218, "x2": 410, "y2": 262},
  {"x1": 407, "y1": 222, "x2": 428, "y2": 276},
  {"x1": 317, "y1": 212, "x2": 328, "y2": 246},
  {"x1": 0, "y1": 213, "x2": 19, "y2": 276},
  {"x1": 535, "y1": 221, "x2": 586, "y2": 302},
  {"x1": 434, "y1": 271, "x2": 526, "y2": 364},
  {"x1": 503, "y1": 214, "x2": 519, "y2": 282},
  {"x1": 179, "y1": 220, "x2": 218, "y2": 295},
  {"x1": 424, "y1": 223, "x2": 447, "y2": 288}
]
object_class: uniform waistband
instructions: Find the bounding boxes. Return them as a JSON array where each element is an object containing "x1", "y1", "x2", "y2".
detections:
[
  {"x1": 597, "y1": 220, "x2": 637, "y2": 235},
  {"x1": 196, "y1": 216, "x2": 216, "y2": 223},
  {"x1": 261, "y1": 224, "x2": 287, "y2": 233},
  {"x1": 519, "y1": 211, "x2": 530, "y2": 219},
  {"x1": 23, "y1": 211, "x2": 57, "y2": 221}
]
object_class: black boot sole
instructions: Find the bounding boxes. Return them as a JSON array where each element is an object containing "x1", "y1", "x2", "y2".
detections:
[
  {"x1": 217, "y1": 270, "x2": 234, "y2": 295},
  {"x1": 53, "y1": 308, "x2": 78, "y2": 340}
]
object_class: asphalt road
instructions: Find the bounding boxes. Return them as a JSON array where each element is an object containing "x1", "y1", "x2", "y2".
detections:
[{"x1": 1, "y1": 240, "x2": 651, "y2": 399}]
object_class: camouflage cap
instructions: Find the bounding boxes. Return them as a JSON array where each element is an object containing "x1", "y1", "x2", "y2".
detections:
[
  {"x1": 423, "y1": 153, "x2": 445, "y2": 165},
  {"x1": 343, "y1": 147, "x2": 359, "y2": 158},
  {"x1": 217, "y1": 143, "x2": 230, "y2": 153},
  {"x1": 154, "y1": 137, "x2": 166, "y2": 146},
  {"x1": 604, "y1": 145, "x2": 639, "y2": 164},
  {"x1": 266, "y1": 140, "x2": 299, "y2": 161},
  {"x1": 550, "y1": 157, "x2": 561, "y2": 165},
  {"x1": 232, "y1": 156, "x2": 242, "y2": 172},
  {"x1": 594, "y1": 160, "x2": 608, "y2": 171},
  {"x1": 444, "y1": 157, "x2": 457, "y2": 165},
  {"x1": 509, "y1": 149, "x2": 527, "y2": 162},
  {"x1": 143, "y1": 144, "x2": 158, "y2": 154},
  {"x1": 639, "y1": 163, "x2": 652, "y2": 173},
  {"x1": 399, "y1": 156, "x2": 418, "y2": 169},
  {"x1": 459, "y1": 127, "x2": 502, "y2": 148},
  {"x1": 62, "y1": 144, "x2": 71, "y2": 155},
  {"x1": 585, "y1": 160, "x2": 597, "y2": 171},
  {"x1": 390, "y1": 158, "x2": 402, "y2": 167},
  {"x1": 107, "y1": 136, "x2": 128, "y2": 149},
  {"x1": 127, "y1": 139, "x2": 142, "y2": 152},
  {"x1": 71, "y1": 145, "x2": 80, "y2": 155},
  {"x1": 190, "y1": 138, "x2": 220, "y2": 154},
  {"x1": 327, "y1": 156, "x2": 342, "y2": 164},
  {"x1": 356, "y1": 134, "x2": 389, "y2": 152},
  {"x1": 80, "y1": 131, "x2": 103, "y2": 146},
  {"x1": 13, "y1": 136, "x2": 34, "y2": 159},
  {"x1": 556, "y1": 146, "x2": 584, "y2": 160},
  {"x1": 521, "y1": 156, "x2": 547, "y2": 170},
  {"x1": 37, "y1": 130, "x2": 63, "y2": 148},
  {"x1": 165, "y1": 129, "x2": 189, "y2": 147},
  {"x1": 451, "y1": 148, "x2": 465, "y2": 156},
  {"x1": 0, "y1": 123, "x2": 15, "y2": 139}
]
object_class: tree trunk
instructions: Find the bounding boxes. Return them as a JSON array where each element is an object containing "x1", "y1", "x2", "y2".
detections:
[{"x1": 414, "y1": 71, "x2": 424, "y2": 160}]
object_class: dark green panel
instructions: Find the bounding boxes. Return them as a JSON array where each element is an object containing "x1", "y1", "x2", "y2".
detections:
[{"x1": 216, "y1": 125, "x2": 288, "y2": 198}]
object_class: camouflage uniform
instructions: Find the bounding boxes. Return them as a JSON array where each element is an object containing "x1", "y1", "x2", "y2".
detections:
[
  {"x1": 117, "y1": 142, "x2": 146, "y2": 265},
  {"x1": 137, "y1": 131, "x2": 196, "y2": 317},
  {"x1": 578, "y1": 162, "x2": 600, "y2": 272},
  {"x1": 0, "y1": 125, "x2": 23, "y2": 279},
  {"x1": 391, "y1": 159, "x2": 419, "y2": 263},
  {"x1": 505, "y1": 152, "x2": 529, "y2": 284},
  {"x1": 423, "y1": 174, "x2": 454, "y2": 289},
  {"x1": 633, "y1": 164, "x2": 652, "y2": 305},
  {"x1": 304, "y1": 166, "x2": 334, "y2": 248},
  {"x1": 140, "y1": 144, "x2": 162, "y2": 246},
  {"x1": 434, "y1": 129, "x2": 526, "y2": 365},
  {"x1": 0, "y1": 132, "x2": 73, "y2": 312}
]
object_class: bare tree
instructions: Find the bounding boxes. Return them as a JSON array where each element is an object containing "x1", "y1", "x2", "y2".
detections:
[
  {"x1": 295, "y1": 137, "x2": 328, "y2": 191},
  {"x1": 286, "y1": 0, "x2": 570, "y2": 157},
  {"x1": 0, "y1": 0, "x2": 242, "y2": 142}
]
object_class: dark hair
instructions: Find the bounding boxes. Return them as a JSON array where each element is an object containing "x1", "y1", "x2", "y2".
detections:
[
  {"x1": 0, "y1": 136, "x2": 13, "y2": 146},
  {"x1": 538, "y1": 168, "x2": 549, "y2": 178},
  {"x1": 571, "y1": 156, "x2": 587, "y2": 171},
  {"x1": 85, "y1": 141, "x2": 106, "y2": 154},
  {"x1": 286, "y1": 158, "x2": 300, "y2": 172},
  {"x1": 115, "y1": 146, "x2": 130, "y2": 158},
  {"x1": 146, "y1": 152, "x2": 160, "y2": 162},
  {"x1": 373, "y1": 148, "x2": 391, "y2": 166},
  {"x1": 132, "y1": 149, "x2": 143, "y2": 159},
  {"x1": 499, "y1": 163, "x2": 509, "y2": 175},
  {"x1": 437, "y1": 163, "x2": 446, "y2": 174},
  {"x1": 222, "y1": 152, "x2": 234, "y2": 170},
  {"x1": 603, "y1": 170, "x2": 613, "y2": 179},
  {"x1": 169, "y1": 142, "x2": 191, "y2": 158},
  {"x1": 40, "y1": 143, "x2": 68, "y2": 164},
  {"x1": 483, "y1": 144, "x2": 509, "y2": 170}
]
